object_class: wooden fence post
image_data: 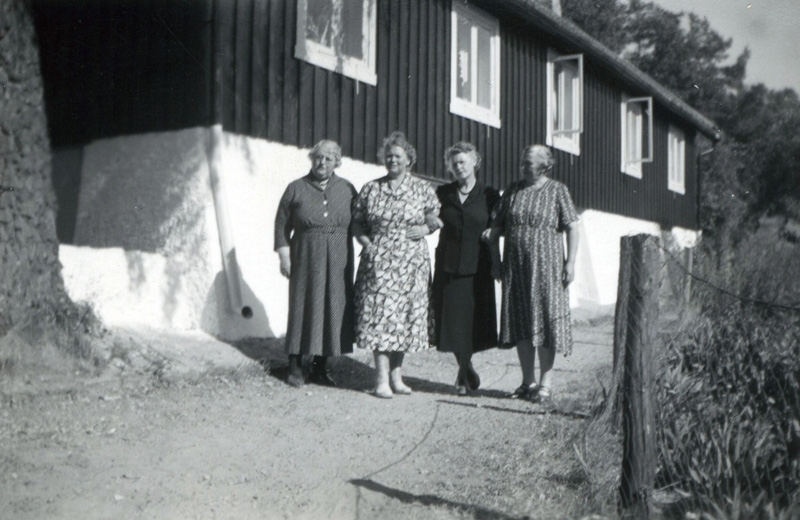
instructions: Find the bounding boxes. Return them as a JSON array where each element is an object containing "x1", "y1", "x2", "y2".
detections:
[{"x1": 615, "y1": 234, "x2": 660, "y2": 519}]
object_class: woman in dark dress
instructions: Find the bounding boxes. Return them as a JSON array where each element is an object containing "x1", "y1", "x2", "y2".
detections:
[
  {"x1": 274, "y1": 140, "x2": 357, "y2": 388},
  {"x1": 432, "y1": 142, "x2": 500, "y2": 396}
]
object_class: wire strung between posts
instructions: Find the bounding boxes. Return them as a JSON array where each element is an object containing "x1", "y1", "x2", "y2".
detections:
[{"x1": 657, "y1": 243, "x2": 800, "y2": 313}]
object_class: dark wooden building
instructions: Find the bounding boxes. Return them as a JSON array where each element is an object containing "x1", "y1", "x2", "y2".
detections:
[{"x1": 32, "y1": 0, "x2": 720, "y2": 336}]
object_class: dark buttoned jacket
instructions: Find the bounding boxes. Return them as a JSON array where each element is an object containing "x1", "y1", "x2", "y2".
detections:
[{"x1": 434, "y1": 180, "x2": 500, "y2": 276}]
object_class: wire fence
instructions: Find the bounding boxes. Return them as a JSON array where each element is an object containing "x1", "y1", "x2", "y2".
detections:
[{"x1": 584, "y1": 233, "x2": 800, "y2": 519}]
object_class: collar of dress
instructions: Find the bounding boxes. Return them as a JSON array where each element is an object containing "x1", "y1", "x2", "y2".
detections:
[
  {"x1": 450, "y1": 179, "x2": 484, "y2": 205},
  {"x1": 305, "y1": 172, "x2": 337, "y2": 191},
  {"x1": 379, "y1": 173, "x2": 412, "y2": 196}
]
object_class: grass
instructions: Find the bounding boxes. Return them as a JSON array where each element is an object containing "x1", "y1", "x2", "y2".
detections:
[
  {"x1": 0, "y1": 300, "x2": 105, "y2": 384},
  {"x1": 579, "y1": 226, "x2": 800, "y2": 519}
]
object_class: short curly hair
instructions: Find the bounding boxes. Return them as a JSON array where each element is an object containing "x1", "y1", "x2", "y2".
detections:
[
  {"x1": 444, "y1": 141, "x2": 482, "y2": 173},
  {"x1": 377, "y1": 131, "x2": 416, "y2": 170},
  {"x1": 308, "y1": 140, "x2": 342, "y2": 168},
  {"x1": 521, "y1": 144, "x2": 554, "y2": 171}
]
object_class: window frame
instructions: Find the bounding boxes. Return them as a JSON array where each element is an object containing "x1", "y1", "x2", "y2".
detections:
[
  {"x1": 294, "y1": 0, "x2": 378, "y2": 86},
  {"x1": 620, "y1": 95, "x2": 653, "y2": 178},
  {"x1": 546, "y1": 50, "x2": 584, "y2": 156},
  {"x1": 449, "y1": 1, "x2": 501, "y2": 129},
  {"x1": 668, "y1": 125, "x2": 686, "y2": 194}
]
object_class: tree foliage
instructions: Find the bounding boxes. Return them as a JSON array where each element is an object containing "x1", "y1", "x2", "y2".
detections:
[{"x1": 562, "y1": 0, "x2": 800, "y2": 231}]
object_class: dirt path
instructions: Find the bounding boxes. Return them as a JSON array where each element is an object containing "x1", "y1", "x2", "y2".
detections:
[{"x1": 1, "y1": 322, "x2": 614, "y2": 520}]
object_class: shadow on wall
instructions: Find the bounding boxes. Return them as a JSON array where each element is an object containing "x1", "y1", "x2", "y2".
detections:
[
  {"x1": 201, "y1": 268, "x2": 273, "y2": 341},
  {"x1": 74, "y1": 130, "x2": 209, "y2": 256}
]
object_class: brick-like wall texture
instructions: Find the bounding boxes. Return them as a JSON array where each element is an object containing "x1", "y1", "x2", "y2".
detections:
[{"x1": 0, "y1": 0, "x2": 70, "y2": 335}]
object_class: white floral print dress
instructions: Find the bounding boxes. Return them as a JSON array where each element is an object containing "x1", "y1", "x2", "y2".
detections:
[{"x1": 352, "y1": 174, "x2": 440, "y2": 352}]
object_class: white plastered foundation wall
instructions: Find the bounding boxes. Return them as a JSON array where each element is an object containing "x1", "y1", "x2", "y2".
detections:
[{"x1": 60, "y1": 128, "x2": 699, "y2": 340}]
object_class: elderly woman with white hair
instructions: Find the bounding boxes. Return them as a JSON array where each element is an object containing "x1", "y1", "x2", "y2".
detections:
[
  {"x1": 274, "y1": 139, "x2": 358, "y2": 388},
  {"x1": 482, "y1": 144, "x2": 579, "y2": 405}
]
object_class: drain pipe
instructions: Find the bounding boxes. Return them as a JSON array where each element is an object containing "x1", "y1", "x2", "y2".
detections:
[
  {"x1": 206, "y1": 125, "x2": 252, "y2": 319},
  {"x1": 206, "y1": 0, "x2": 251, "y2": 319}
]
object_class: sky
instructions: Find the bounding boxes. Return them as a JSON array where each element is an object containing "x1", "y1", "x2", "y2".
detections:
[{"x1": 649, "y1": 0, "x2": 800, "y2": 93}]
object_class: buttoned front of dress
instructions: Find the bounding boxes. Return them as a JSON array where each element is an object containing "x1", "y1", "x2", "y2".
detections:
[{"x1": 436, "y1": 181, "x2": 498, "y2": 275}]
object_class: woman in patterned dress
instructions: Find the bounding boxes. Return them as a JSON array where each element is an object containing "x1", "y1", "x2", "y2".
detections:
[
  {"x1": 482, "y1": 145, "x2": 579, "y2": 404},
  {"x1": 432, "y1": 142, "x2": 500, "y2": 396},
  {"x1": 352, "y1": 132, "x2": 442, "y2": 399},
  {"x1": 274, "y1": 140, "x2": 358, "y2": 388}
]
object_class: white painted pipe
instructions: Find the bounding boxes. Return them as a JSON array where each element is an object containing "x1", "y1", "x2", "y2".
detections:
[{"x1": 205, "y1": 124, "x2": 252, "y2": 319}]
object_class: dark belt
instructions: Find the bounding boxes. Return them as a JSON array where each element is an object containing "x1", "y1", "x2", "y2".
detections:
[{"x1": 298, "y1": 227, "x2": 348, "y2": 235}]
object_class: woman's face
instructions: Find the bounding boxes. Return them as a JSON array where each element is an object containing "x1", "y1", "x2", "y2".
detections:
[
  {"x1": 310, "y1": 149, "x2": 337, "y2": 181},
  {"x1": 384, "y1": 145, "x2": 410, "y2": 178},
  {"x1": 449, "y1": 152, "x2": 476, "y2": 183},
  {"x1": 520, "y1": 151, "x2": 547, "y2": 181}
]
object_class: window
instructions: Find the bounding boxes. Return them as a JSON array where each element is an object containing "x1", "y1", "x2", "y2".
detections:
[
  {"x1": 546, "y1": 50, "x2": 583, "y2": 155},
  {"x1": 620, "y1": 96, "x2": 653, "y2": 178},
  {"x1": 450, "y1": 2, "x2": 501, "y2": 128},
  {"x1": 668, "y1": 125, "x2": 686, "y2": 194},
  {"x1": 295, "y1": 0, "x2": 377, "y2": 85}
]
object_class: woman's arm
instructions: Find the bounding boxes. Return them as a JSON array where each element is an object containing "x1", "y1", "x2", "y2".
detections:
[
  {"x1": 563, "y1": 221, "x2": 579, "y2": 286},
  {"x1": 277, "y1": 246, "x2": 291, "y2": 278},
  {"x1": 351, "y1": 220, "x2": 372, "y2": 249},
  {"x1": 407, "y1": 211, "x2": 443, "y2": 241},
  {"x1": 274, "y1": 185, "x2": 294, "y2": 279}
]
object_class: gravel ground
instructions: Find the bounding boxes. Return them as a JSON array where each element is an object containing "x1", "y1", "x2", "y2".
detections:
[{"x1": 0, "y1": 321, "x2": 616, "y2": 520}]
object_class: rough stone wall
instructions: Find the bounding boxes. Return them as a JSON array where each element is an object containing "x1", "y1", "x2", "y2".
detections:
[{"x1": 0, "y1": 0, "x2": 68, "y2": 335}]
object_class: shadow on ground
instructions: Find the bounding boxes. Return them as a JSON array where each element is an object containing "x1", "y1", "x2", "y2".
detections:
[
  {"x1": 349, "y1": 478, "x2": 524, "y2": 520},
  {"x1": 226, "y1": 338, "x2": 469, "y2": 396}
]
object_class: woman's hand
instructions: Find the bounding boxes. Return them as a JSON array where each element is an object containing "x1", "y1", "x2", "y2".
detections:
[
  {"x1": 562, "y1": 261, "x2": 575, "y2": 286},
  {"x1": 425, "y1": 214, "x2": 444, "y2": 232},
  {"x1": 491, "y1": 261, "x2": 503, "y2": 281},
  {"x1": 277, "y1": 247, "x2": 291, "y2": 279},
  {"x1": 481, "y1": 227, "x2": 500, "y2": 244},
  {"x1": 406, "y1": 224, "x2": 428, "y2": 241}
]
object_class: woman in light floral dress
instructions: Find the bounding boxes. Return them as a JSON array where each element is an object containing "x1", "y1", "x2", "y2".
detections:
[
  {"x1": 483, "y1": 145, "x2": 579, "y2": 406},
  {"x1": 352, "y1": 132, "x2": 442, "y2": 399}
]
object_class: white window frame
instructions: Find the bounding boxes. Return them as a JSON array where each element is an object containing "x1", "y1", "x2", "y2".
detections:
[
  {"x1": 295, "y1": 0, "x2": 377, "y2": 86},
  {"x1": 668, "y1": 125, "x2": 686, "y2": 194},
  {"x1": 449, "y1": 2, "x2": 501, "y2": 128},
  {"x1": 620, "y1": 95, "x2": 653, "y2": 178},
  {"x1": 546, "y1": 50, "x2": 583, "y2": 156}
]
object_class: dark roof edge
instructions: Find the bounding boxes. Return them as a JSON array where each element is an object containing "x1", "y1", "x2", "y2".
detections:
[{"x1": 495, "y1": 0, "x2": 722, "y2": 141}]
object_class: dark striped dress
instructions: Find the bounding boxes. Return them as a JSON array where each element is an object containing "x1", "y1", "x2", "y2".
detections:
[
  {"x1": 274, "y1": 172, "x2": 357, "y2": 356},
  {"x1": 492, "y1": 178, "x2": 578, "y2": 355}
]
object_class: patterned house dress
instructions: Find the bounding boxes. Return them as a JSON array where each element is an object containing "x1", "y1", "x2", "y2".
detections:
[
  {"x1": 274, "y1": 173, "x2": 357, "y2": 357},
  {"x1": 352, "y1": 174, "x2": 440, "y2": 352},
  {"x1": 492, "y1": 178, "x2": 579, "y2": 355}
]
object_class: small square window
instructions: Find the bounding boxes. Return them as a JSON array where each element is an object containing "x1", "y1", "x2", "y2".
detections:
[
  {"x1": 295, "y1": 0, "x2": 377, "y2": 85},
  {"x1": 620, "y1": 96, "x2": 653, "y2": 178},
  {"x1": 668, "y1": 125, "x2": 686, "y2": 194},
  {"x1": 546, "y1": 50, "x2": 583, "y2": 156},
  {"x1": 450, "y1": 2, "x2": 501, "y2": 128}
]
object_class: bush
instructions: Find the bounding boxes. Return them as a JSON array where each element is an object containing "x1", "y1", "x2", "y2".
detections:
[{"x1": 653, "y1": 230, "x2": 800, "y2": 518}]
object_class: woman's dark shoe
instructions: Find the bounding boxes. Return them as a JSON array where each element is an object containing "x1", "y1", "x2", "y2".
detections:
[
  {"x1": 508, "y1": 383, "x2": 538, "y2": 399},
  {"x1": 465, "y1": 364, "x2": 481, "y2": 391},
  {"x1": 286, "y1": 354, "x2": 305, "y2": 387},
  {"x1": 287, "y1": 372, "x2": 305, "y2": 388},
  {"x1": 455, "y1": 374, "x2": 468, "y2": 396},
  {"x1": 309, "y1": 356, "x2": 337, "y2": 387}
]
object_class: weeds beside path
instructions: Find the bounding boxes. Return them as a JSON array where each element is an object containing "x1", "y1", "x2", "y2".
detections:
[{"x1": 1, "y1": 321, "x2": 614, "y2": 520}]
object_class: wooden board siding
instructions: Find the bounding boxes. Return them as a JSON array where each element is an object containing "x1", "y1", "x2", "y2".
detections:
[
  {"x1": 33, "y1": 0, "x2": 699, "y2": 229},
  {"x1": 33, "y1": 0, "x2": 212, "y2": 147}
]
